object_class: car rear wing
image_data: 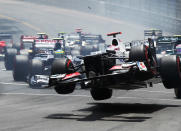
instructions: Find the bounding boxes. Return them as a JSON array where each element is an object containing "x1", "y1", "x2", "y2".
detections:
[
  {"x1": 75, "y1": 29, "x2": 82, "y2": 33},
  {"x1": 21, "y1": 35, "x2": 37, "y2": 42},
  {"x1": 107, "y1": 32, "x2": 122, "y2": 38},
  {"x1": 35, "y1": 39, "x2": 57, "y2": 44}
]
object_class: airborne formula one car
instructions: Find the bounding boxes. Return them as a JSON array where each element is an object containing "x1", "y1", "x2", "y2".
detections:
[{"x1": 49, "y1": 32, "x2": 181, "y2": 100}]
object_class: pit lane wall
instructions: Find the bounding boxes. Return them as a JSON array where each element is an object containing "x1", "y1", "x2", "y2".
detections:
[{"x1": 26, "y1": 0, "x2": 181, "y2": 34}]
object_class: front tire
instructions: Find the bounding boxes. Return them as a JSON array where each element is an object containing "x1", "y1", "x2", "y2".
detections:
[
  {"x1": 160, "y1": 55, "x2": 181, "y2": 89},
  {"x1": 51, "y1": 58, "x2": 74, "y2": 75},
  {"x1": 54, "y1": 83, "x2": 75, "y2": 94},
  {"x1": 90, "y1": 88, "x2": 112, "y2": 101},
  {"x1": 4, "y1": 48, "x2": 17, "y2": 70},
  {"x1": 13, "y1": 55, "x2": 29, "y2": 81},
  {"x1": 29, "y1": 59, "x2": 43, "y2": 76},
  {"x1": 129, "y1": 45, "x2": 148, "y2": 61},
  {"x1": 51, "y1": 58, "x2": 75, "y2": 94}
]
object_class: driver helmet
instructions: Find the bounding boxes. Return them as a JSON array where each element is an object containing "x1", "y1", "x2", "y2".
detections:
[{"x1": 112, "y1": 39, "x2": 118, "y2": 46}]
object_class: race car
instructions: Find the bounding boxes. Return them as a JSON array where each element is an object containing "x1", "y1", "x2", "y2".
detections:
[
  {"x1": 0, "y1": 33, "x2": 13, "y2": 57},
  {"x1": 37, "y1": 33, "x2": 48, "y2": 39},
  {"x1": 144, "y1": 29, "x2": 162, "y2": 40},
  {"x1": 0, "y1": 33, "x2": 13, "y2": 47},
  {"x1": 155, "y1": 35, "x2": 181, "y2": 98},
  {"x1": 49, "y1": 32, "x2": 181, "y2": 101},
  {"x1": 13, "y1": 38, "x2": 65, "y2": 88},
  {"x1": 65, "y1": 33, "x2": 81, "y2": 47},
  {"x1": 80, "y1": 33, "x2": 105, "y2": 55},
  {"x1": 28, "y1": 39, "x2": 56, "y2": 87},
  {"x1": 155, "y1": 35, "x2": 181, "y2": 56},
  {"x1": 4, "y1": 35, "x2": 36, "y2": 70},
  {"x1": 65, "y1": 29, "x2": 106, "y2": 56},
  {"x1": 4, "y1": 33, "x2": 48, "y2": 70}
]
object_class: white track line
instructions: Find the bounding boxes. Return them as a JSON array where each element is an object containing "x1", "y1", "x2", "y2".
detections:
[
  {"x1": 130, "y1": 90, "x2": 173, "y2": 94},
  {"x1": 114, "y1": 96, "x2": 181, "y2": 102},
  {"x1": 0, "y1": 92, "x2": 90, "y2": 97},
  {"x1": 0, "y1": 82, "x2": 28, "y2": 86},
  {"x1": 0, "y1": 92, "x2": 180, "y2": 102}
]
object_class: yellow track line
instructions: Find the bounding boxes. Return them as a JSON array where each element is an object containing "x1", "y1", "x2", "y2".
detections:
[{"x1": 0, "y1": 14, "x2": 42, "y2": 32}]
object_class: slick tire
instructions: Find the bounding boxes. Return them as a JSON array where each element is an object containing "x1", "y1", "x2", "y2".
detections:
[
  {"x1": 51, "y1": 58, "x2": 75, "y2": 94},
  {"x1": 13, "y1": 55, "x2": 29, "y2": 81},
  {"x1": 160, "y1": 55, "x2": 181, "y2": 89},
  {"x1": 129, "y1": 45, "x2": 148, "y2": 61},
  {"x1": 51, "y1": 58, "x2": 74, "y2": 75},
  {"x1": 54, "y1": 83, "x2": 75, "y2": 94},
  {"x1": 30, "y1": 59, "x2": 43, "y2": 76},
  {"x1": 90, "y1": 88, "x2": 113, "y2": 101},
  {"x1": 4, "y1": 48, "x2": 17, "y2": 70}
]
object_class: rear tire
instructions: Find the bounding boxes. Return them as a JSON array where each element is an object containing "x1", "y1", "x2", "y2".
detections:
[
  {"x1": 4, "y1": 48, "x2": 17, "y2": 70},
  {"x1": 160, "y1": 55, "x2": 181, "y2": 89},
  {"x1": 54, "y1": 83, "x2": 75, "y2": 94},
  {"x1": 13, "y1": 55, "x2": 29, "y2": 81},
  {"x1": 51, "y1": 58, "x2": 75, "y2": 94},
  {"x1": 90, "y1": 88, "x2": 112, "y2": 100},
  {"x1": 88, "y1": 71, "x2": 113, "y2": 100},
  {"x1": 129, "y1": 45, "x2": 148, "y2": 61},
  {"x1": 51, "y1": 58, "x2": 74, "y2": 75},
  {"x1": 29, "y1": 59, "x2": 43, "y2": 76}
]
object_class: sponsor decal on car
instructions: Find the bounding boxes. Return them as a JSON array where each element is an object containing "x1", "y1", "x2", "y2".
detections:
[{"x1": 137, "y1": 62, "x2": 147, "y2": 71}]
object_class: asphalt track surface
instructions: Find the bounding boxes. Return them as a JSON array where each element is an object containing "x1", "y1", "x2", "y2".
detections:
[{"x1": 0, "y1": 0, "x2": 181, "y2": 131}]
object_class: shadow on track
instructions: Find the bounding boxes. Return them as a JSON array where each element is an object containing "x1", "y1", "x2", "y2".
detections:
[{"x1": 45, "y1": 103, "x2": 179, "y2": 122}]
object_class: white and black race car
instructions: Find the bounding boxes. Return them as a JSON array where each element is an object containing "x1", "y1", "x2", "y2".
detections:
[
  {"x1": 13, "y1": 39, "x2": 63, "y2": 88},
  {"x1": 49, "y1": 32, "x2": 181, "y2": 101}
]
